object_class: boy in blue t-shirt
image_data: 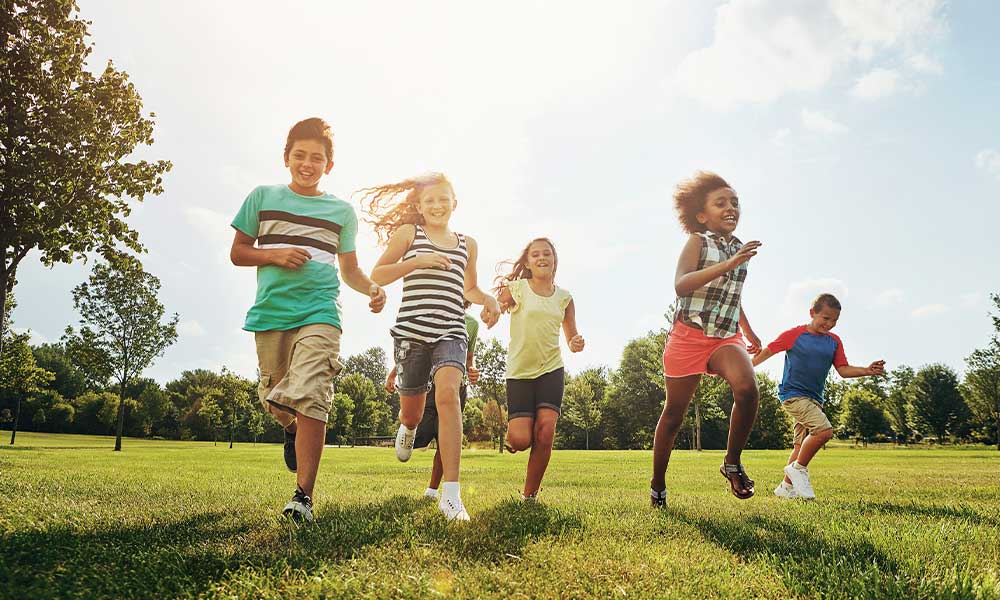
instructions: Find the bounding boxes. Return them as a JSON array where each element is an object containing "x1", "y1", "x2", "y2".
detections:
[
  {"x1": 230, "y1": 117, "x2": 386, "y2": 522},
  {"x1": 753, "y1": 293, "x2": 884, "y2": 499}
]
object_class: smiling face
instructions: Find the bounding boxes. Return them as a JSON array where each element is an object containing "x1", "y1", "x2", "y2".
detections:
[
  {"x1": 808, "y1": 305, "x2": 841, "y2": 334},
  {"x1": 284, "y1": 139, "x2": 333, "y2": 195},
  {"x1": 696, "y1": 187, "x2": 740, "y2": 235},
  {"x1": 525, "y1": 239, "x2": 557, "y2": 279},
  {"x1": 415, "y1": 182, "x2": 456, "y2": 228}
]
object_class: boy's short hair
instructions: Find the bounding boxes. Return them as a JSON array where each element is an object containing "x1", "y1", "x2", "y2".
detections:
[
  {"x1": 812, "y1": 293, "x2": 842, "y2": 312},
  {"x1": 284, "y1": 118, "x2": 334, "y2": 161},
  {"x1": 674, "y1": 171, "x2": 732, "y2": 234}
]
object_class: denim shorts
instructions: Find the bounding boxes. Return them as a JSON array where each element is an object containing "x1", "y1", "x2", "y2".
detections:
[{"x1": 393, "y1": 337, "x2": 467, "y2": 396}]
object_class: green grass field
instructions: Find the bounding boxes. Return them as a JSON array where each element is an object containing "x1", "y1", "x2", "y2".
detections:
[{"x1": 2, "y1": 433, "x2": 999, "y2": 599}]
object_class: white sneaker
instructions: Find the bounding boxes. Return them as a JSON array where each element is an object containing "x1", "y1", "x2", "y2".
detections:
[
  {"x1": 395, "y1": 424, "x2": 416, "y2": 462},
  {"x1": 773, "y1": 481, "x2": 797, "y2": 499},
  {"x1": 438, "y1": 495, "x2": 470, "y2": 521},
  {"x1": 783, "y1": 464, "x2": 816, "y2": 499},
  {"x1": 424, "y1": 487, "x2": 440, "y2": 499}
]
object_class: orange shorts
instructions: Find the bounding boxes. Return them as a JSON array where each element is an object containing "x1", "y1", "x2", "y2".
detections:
[{"x1": 662, "y1": 321, "x2": 747, "y2": 378}]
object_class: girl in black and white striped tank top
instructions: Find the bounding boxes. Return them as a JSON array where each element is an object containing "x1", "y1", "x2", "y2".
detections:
[{"x1": 391, "y1": 224, "x2": 469, "y2": 343}]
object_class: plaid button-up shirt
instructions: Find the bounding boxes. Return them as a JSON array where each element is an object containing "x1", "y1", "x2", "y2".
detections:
[{"x1": 669, "y1": 231, "x2": 747, "y2": 339}]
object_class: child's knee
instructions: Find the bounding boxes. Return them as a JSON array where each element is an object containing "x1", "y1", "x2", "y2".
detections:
[
  {"x1": 507, "y1": 430, "x2": 532, "y2": 451},
  {"x1": 817, "y1": 427, "x2": 834, "y2": 442},
  {"x1": 731, "y1": 379, "x2": 759, "y2": 402},
  {"x1": 533, "y1": 420, "x2": 556, "y2": 447}
]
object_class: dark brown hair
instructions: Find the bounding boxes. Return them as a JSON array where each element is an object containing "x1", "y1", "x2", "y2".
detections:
[
  {"x1": 284, "y1": 118, "x2": 334, "y2": 162},
  {"x1": 812, "y1": 293, "x2": 842, "y2": 312},
  {"x1": 493, "y1": 238, "x2": 558, "y2": 293},
  {"x1": 673, "y1": 171, "x2": 732, "y2": 233}
]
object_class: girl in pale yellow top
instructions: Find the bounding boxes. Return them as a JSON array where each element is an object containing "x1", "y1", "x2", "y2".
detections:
[{"x1": 496, "y1": 238, "x2": 585, "y2": 500}]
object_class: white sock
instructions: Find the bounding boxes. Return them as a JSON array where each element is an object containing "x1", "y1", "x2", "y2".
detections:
[
  {"x1": 401, "y1": 424, "x2": 416, "y2": 433},
  {"x1": 792, "y1": 461, "x2": 807, "y2": 470},
  {"x1": 424, "y1": 487, "x2": 439, "y2": 497},
  {"x1": 441, "y1": 481, "x2": 461, "y2": 500}
]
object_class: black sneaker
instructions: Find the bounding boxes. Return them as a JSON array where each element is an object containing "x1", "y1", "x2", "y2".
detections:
[
  {"x1": 283, "y1": 429, "x2": 297, "y2": 473},
  {"x1": 282, "y1": 486, "x2": 314, "y2": 523}
]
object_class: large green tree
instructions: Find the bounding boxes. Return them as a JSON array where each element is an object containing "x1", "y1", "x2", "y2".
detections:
[
  {"x1": 1, "y1": 0, "x2": 171, "y2": 359},
  {"x1": 0, "y1": 329, "x2": 53, "y2": 443},
  {"x1": 604, "y1": 331, "x2": 667, "y2": 449},
  {"x1": 748, "y1": 373, "x2": 792, "y2": 450},
  {"x1": 962, "y1": 293, "x2": 1000, "y2": 450},
  {"x1": 884, "y1": 365, "x2": 916, "y2": 444},
  {"x1": 64, "y1": 258, "x2": 178, "y2": 450},
  {"x1": 563, "y1": 378, "x2": 600, "y2": 449},
  {"x1": 841, "y1": 387, "x2": 889, "y2": 446},
  {"x1": 908, "y1": 364, "x2": 968, "y2": 443}
]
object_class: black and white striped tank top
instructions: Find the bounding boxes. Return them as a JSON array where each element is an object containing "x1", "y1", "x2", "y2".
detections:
[{"x1": 390, "y1": 225, "x2": 469, "y2": 343}]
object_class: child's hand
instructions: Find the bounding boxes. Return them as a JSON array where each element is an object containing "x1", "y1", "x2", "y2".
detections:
[
  {"x1": 569, "y1": 334, "x2": 585, "y2": 353},
  {"x1": 414, "y1": 253, "x2": 451, "y2": 270},
  {"x1": 867, "y1": 360, "x2": 886, "y2": 376},
  {"x1": 481, "y1": 296, "x2": 501, "y2": 328},
  {"x1": 368, "y1": 284, "x2": 386, "y2": 313},
  {"x1": 745, "y1": 331, "x2": 762, "y2": 355},
  {"x1": 268, "y1": 247, "x2": 312, "y2": 269},
  {"x1": 384, "y1": 371, "x2": 396, "y2": 393},
  {"x1": 468, "y1": 365, "x2": 480, "y2": 384},
  {"x1": 726, "y1": 241, "x2": 761, "y2": 270}
]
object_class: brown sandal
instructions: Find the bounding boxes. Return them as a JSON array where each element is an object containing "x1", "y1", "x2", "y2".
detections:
[{"x1": 720, "y1": 463, "x2": 755, "y2": 499}]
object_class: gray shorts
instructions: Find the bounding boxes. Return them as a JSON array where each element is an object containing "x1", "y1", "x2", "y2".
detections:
[{"x1": 393, "y1": 337, "x2": 467, "y2": 396}]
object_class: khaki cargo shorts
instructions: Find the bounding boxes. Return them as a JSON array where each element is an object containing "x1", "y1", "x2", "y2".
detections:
[
  {"x1": 782, "y1": 396, "x2": 833, "y2": 446},
  {"x1": 254, "y1": 323, "x2": 343, "y2": 427}
]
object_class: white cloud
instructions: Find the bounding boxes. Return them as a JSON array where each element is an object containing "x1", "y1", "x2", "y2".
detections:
[
  {"x1": 176, "y1": 320, "x2": 206, "y2": 337},
  {"x1": 906, "y1": 52, "x2": 943, "y2": 74},
  {"x1": 975, "y1": 149, "x2": 1000, "y2": 180},
  {"x1": 911, "y1": 303, "x2": 948, "y2": 318},
  {"x1": 674, "y1": 0, "x2": 945, "y2": 109},
  {"x1": 801, "y1": 109, "x2": 848, "y2": 134},
  {"x1": 771, "y1": 128, "x2": 792, "y2": 145},
  {"x1": 783, "y1": 278, "x2": 849, "y2": 316},
  {"x1": 850, "y1": 68, "x2": 901, "y2": 100},
  {"x1": 871, "y1": 288, "x2": 904, "y2": 308}
]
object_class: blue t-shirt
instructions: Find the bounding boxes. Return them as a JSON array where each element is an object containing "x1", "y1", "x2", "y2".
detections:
[
  {"x1": 231, "y1": 184, "x2": 357, "y2": 332},
  {"x1": 767, "y1": 325, "x2": 848, "y2": 404}
]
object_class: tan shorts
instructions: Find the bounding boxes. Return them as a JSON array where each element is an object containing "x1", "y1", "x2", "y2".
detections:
[
  {"x1": 254, "y1": 323, "x2": 343, "y2": 426},
  {"x1": 782, "y1": 396, "x2": 833, "y2": 445}
]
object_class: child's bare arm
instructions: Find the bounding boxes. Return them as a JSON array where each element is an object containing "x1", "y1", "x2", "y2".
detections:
[
  {"x1": 739, "y1": 307, "x2": 761, "y2": 354},
  {"x1": 230, "y1": 229, "x2": 311, "y2": 269},
  {"x1": 370, "y1": 225, "x2": 449, "y2": 285},
  {"x1": 496, "y1": 284, "x2": 515, "y2": 313},
  {"x1": 674, "y1": 234, "x2": 761, "y2": 297},
  {"x1": 836, "y1": 361, "x2": 886, "y2": 378},
  {"x1": 562, "y1": 299, "x2": 585, "y2": 353},
  {"x1": 338, "y1": 251, "x2": 386, "y2": 313},
  {"x1": 752, "y1": 347, "x2": 775, "y2": 367},
  {"x1": 385, "y1": 366, "x2": 397, "y2": 393},
  {"x1": 461, "y1": 236, "x2": 500, "y2": 327}
]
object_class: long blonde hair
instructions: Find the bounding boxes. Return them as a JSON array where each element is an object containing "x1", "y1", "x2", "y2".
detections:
[
  {"x1": 357, "y1": 172, "x2": 455, "y2": 245},
  {"x1": 493, "y1": 238, "x2": 558, "y2": 294}
]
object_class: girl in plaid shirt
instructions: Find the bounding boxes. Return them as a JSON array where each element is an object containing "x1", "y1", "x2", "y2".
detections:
[{"x1": 650, "y1": 171, "x2": 763, "y2": 506}]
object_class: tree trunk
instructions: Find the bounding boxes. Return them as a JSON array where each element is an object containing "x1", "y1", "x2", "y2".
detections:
[
  {"x1": 9, "y1": 396, "x2": 20, "y2": 445},
  {"x1": 229, "y1": 411, "x2": 235, "y2": 449},
  {"x1": 114, "y1": 379, "x2": 127, "y2": 451},
  {"x1": 585, "y1": 429, "x2": 589, "y2": 450},
  {"x1": 996, "y1": 410, "x2": 999, "y2": 451},
  {"x1": 695, "y1": 402, "x2": 702, "y2": 452}
]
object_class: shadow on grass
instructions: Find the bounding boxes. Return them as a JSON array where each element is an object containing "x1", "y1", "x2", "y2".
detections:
[
  {"x1": 2, "y1": 496, "x2": 583, "y2": 599},
  {"x1": 673, "y1": 510, "x2": 917, "y2": 599},
  {"x1": 849, "y1": 499, "x2": 1000, "y2": 528}
]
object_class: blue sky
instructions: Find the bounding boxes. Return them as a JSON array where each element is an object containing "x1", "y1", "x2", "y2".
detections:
[{"x1": 12, "y1": 0, "x2": 1000, "y2": 384}]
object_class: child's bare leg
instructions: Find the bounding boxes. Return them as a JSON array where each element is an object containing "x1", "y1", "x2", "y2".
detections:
[
  {"x1": 784, "y1": 444, "x2": 802, "y2": 484},
  {"x1": 651, "y1": 374, "x2": 700, "y2": 491},
  {"x1": 398, "y1": 393, "x2": 428, "y2": 429},
  {"x1": 433, "y1": 366, "x2": 464, "y2": 482},
  {"x1": 506, "y1": 417, "x2": 535, "y2": 454},
  {"x1": 524, "y1": 408, "x2": 559, "y2": 496},
  {"x1": 294, "y1": 414, "x2": 325, "y2": 498},
  {"x1": 795, "y1": 428, "x2": 834, "y2": 467},
  {"x1": 707, "y1": 346, "x2": 759, "y2": 466},
  {"x1": 429, "y1": 448, "x2": 444, "y2": 490}
]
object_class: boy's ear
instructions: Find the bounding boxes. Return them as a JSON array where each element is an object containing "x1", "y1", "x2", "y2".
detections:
[
  {"x1": 808, "y1": 308, "x2": 816, "y2": 318},
  {"x1": 324, "y1": 160, "x2": 334, "y2": 174}
]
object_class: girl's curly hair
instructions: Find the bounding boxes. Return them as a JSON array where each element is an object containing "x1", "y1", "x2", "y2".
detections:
[
  {"x1": 493, "y1": 238, "x2": 558, "y2": 294},
  {"x1": 357, "y1": 172, "x2": 455, "y2": 245},
  {"x1": 674, "y1": 171, "x2": 732, "y2": 234}
]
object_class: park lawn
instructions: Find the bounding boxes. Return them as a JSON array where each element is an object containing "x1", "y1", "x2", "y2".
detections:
[{"x1": 1, "y1": 433, "x2": 999, "y2": 599}]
